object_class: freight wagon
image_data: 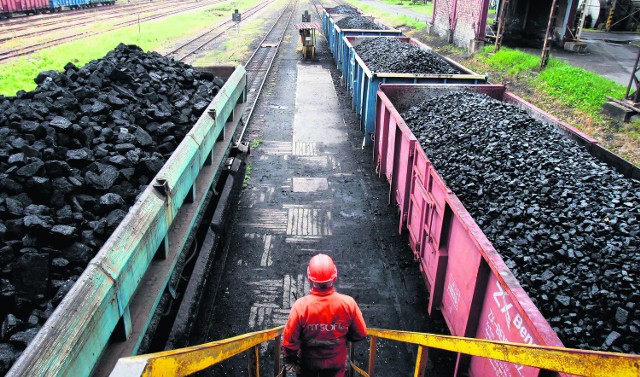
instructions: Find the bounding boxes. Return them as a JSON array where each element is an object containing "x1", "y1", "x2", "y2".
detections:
[
  {"x1": 7, "y1": 65, "x2": 247, "y2": 376},
  {"x1": 374, "y1": 83, "x2": 640, "y2": 375},
  {"x1": 321, "y1": 5, "x2": 359, "y2": 39},
  {"x1": 0, "y1": 0, "x2": 114, "y2": 18},
  {"x1": 49, "y1": 0, "x2": 115, "y2": 10},
  {"x1": 344, "y1": 36, "x2": 486, "y2": 146},
  {"x1": 0, "y1": 0, "x2": 49, "y2": 16},
  {"x1": 326, "y1": 14, "x2": 402, "y2": 71}
]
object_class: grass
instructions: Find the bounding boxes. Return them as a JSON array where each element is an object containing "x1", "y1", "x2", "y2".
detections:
[
  {"x1": 476, "y1": 46, "x2": 626, "y2": 118},
  {"x1": 0, "y1": 0, "x2": 259, "y2": 96},
  {"x1": 250, "y1": 139, "x2": 263, "y2": 149},
  {"x1": 538, "y1": 59, "x2": 626, "y2": 115},
  {"x1": 342, "y1": 0, "x2": 427, "y2": 30},
  {"x1": 448, "y1": 44, "x2": 639, "y2": 164},
  {"x1": 193, "y1": 16, "x2": 264, "y2": 65},
  {"x1": 379, "y1": 0, "x2": 433, "y2": 16}
]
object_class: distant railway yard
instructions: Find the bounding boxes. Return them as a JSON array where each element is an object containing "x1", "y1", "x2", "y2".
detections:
[{"x1": 0, "y1": 0, "x2": 639, "y2": 376}]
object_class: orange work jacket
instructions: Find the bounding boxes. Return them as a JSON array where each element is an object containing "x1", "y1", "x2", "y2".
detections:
[{"x1": 283, "y1": 287, "x2": 367, "y2": 371}]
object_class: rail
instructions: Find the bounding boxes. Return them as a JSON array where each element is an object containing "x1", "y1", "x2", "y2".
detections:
[
  {"x1": 109, "y1": 326, "x2": 284, "y2": 377},
  {"x1": 349, "y1": 328, "x2": 640, "y2": 377}
]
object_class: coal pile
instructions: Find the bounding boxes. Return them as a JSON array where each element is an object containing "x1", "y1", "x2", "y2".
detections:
[
  {"x1": 335, "y1": 15, "x2": 381, "y2": 30},
  {"x1": 0, "y1": 43, "x2": 223, "y2": 372},
  {"x1": 401, "y1": 91, "x2": 640, "y2": 354},
  {"x1": 328, "y1": 5, "x2": 360, "y2": 14},
  {"x1": 353, "y1": 37, "x2": 459, "y2": 74}
]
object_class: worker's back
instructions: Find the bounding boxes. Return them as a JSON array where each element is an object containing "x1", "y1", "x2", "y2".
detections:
[{"x1": 282, "y1": 255, "x2": 367, "y2": 376}]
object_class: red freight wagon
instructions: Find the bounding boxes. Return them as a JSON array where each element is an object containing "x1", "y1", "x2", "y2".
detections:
[
  {"x1": 375, "y1": 83, "x2": 640, "y2": 376},
  {"x1": 1, "y1": 0, "x2": 49, "y2": 16},
  {"x1": 375, "y1": 84, "x2": 571, "y2": 377}
]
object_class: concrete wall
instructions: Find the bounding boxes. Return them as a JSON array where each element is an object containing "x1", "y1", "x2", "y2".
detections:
[{"x1": 432, "y1": 0, "x2": 488, "y2": 51}]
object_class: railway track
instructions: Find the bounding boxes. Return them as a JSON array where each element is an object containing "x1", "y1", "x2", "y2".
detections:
[
  {"x1": 0, "y1": 0, "x2": 227, "y2": 62},
  {"x1": 164, "y1": 0, "x2": 276, "y2": 62},
  {"x1": 0, "y1": 1, "x2": 180, "y2": 42},
  {"x1": 92, "y1": 0, "x2": 298, "y2": 372},
  {"x1": 0, "y1": 0, "x2": 169, "y2": 29},
  {"x1": 0, "y1": 0, "x2": 159, "y2": 25},
  {"x1": 235, "y1": 0, "x2": 298, "y2": 143}
]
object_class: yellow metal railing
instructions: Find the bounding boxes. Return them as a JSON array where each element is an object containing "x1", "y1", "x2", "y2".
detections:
[
  {"x1": 109, "y1": 326, "x2": 284, "y2": 377},
  {"x1": 109, "y1": 326, "x2": 640, "y2": 377},
  {"x1": 349, "y1": 328, "x2": 640, "y2": 377}
]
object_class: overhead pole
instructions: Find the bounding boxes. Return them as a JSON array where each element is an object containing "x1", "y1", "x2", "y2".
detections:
[
  {"x1": 493, "y1": 0, "x2": 509, "y2": 52},
  {"x1": 539, "y1": 0, "x2": 559, "y2": 69}
]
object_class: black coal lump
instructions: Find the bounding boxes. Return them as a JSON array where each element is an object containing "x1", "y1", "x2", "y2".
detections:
[
  {"x1": 335, "y1": 15, "x2": 381, "y2": 30},
  {"x1": 353, "y1": 37, "x2": 459, "y2": 74},
  {"x1": 401, "y1": 91, "x2": 640, "y2": 354},
  {"x1": 328, "y1": 5, "x2": 360, "y2": 14},
  {"x1": 0, "y1": 43, "x2": 225, "y2": 363}
]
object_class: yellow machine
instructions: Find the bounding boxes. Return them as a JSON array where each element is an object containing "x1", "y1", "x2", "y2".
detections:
[{"x1": 295, "y1": 22, "x2": 318, "y2": 59}]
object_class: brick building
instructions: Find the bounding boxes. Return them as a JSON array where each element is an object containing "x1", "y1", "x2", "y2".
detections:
[{"x1": 431, "y1": 0, "x2": 580, "y2": 51}]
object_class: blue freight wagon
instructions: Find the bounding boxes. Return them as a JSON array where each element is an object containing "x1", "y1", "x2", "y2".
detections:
[
  {"x1": 344, "y1": 36, "x2": 487, "y2": 147},
  {"x1": 332, "y1": 21, "x2": 402, "y2": 75},
  {"x1": 49, "y1": 0, "x2": 113, "y2": 9},
  {"x1": 323, "y1": 12, "x2": 402, "y2": 68},
  {"x1": 50, "y1": 0, "x2": 89, "y2": 9}
]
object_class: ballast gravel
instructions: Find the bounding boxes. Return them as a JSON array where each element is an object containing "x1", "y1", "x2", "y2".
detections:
[
  {"x1": 0, "y1": 43, "x2": 222, "y2": 371},
  {"x1": 354, "y1": 37, "x2": 459, "y2": 74},
  {"x1": 401, "y1": 91, "x2": 640, "y2": 354}
]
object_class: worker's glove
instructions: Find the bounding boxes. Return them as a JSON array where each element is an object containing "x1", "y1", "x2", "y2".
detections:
[{"x1": 284, "y1": 356, "x2": 301, "y2": 375}]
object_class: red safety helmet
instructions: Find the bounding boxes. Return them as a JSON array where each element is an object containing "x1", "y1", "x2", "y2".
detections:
[{"x1": 307, "y1": 254, "x2": 338, "y2": 284}]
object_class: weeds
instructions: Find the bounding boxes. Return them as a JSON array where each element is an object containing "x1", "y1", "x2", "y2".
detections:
[
  {"x1": 250, "y1": 139, "x2": 264, "y2": 149},
  {"x1": 242, "y1": 164, "x2": 252, "y2": 189}
]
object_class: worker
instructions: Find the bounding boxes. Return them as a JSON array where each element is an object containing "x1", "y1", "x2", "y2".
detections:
[{"x1": 283, "y1": 254, "x2": 367, "y2": 377}]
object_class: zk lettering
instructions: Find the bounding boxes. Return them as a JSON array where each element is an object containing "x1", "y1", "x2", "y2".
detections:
[{"x1": 491, "y1": 281, "x2": 534, "y2": 345}]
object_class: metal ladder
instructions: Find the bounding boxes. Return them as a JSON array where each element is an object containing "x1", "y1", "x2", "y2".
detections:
[
  {"x1": 493, "y1": 0, "x2": 510, "y2": 52},
  {"x1": 540, "y1": 0, "x2": 559, "y2": 68}
]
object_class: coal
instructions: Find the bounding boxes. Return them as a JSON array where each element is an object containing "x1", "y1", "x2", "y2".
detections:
[
  {"x1": 0, "y1": 343, "x2": 18, "y2": 375},
  {"x1": 0, "y1": 43, "x2": 225, "y2": 364},
  {"x1": 354, "y1": 37, "x2": 459, "y2": 74},
  {"x1": 1, "y1": 315, "x2": 23, "y2": 341},
  {"x1": 8, "y1": 327, "x2": 39, "y2": 348},
  {"x1": 401, "y1": 91, "x2": 640, "y2": 353},
  {"x1": 335, "y1": 16, "x2": 381, "y2": 30},
  {"x1": 328, "y1": 5, "x2": 360, "y2": 14}
]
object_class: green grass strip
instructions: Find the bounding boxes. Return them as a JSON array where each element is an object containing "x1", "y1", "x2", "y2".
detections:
[
  {"x1": 0, "y1": 0, "x2": 257, "y2": 96},
  {"x1": 376, "y1": 0, "x2": 433, "y2": 17},
  {"x1": 478, "y1": 46, "x2": 626, "y2": 117},
  {"x1": 342, "y1": 0, "x2": 427, "y2": 30}
]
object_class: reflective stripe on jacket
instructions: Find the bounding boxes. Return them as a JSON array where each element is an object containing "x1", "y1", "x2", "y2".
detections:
[{"x1": 283, "y1": 287, "x2": 367, "y2": 371}]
